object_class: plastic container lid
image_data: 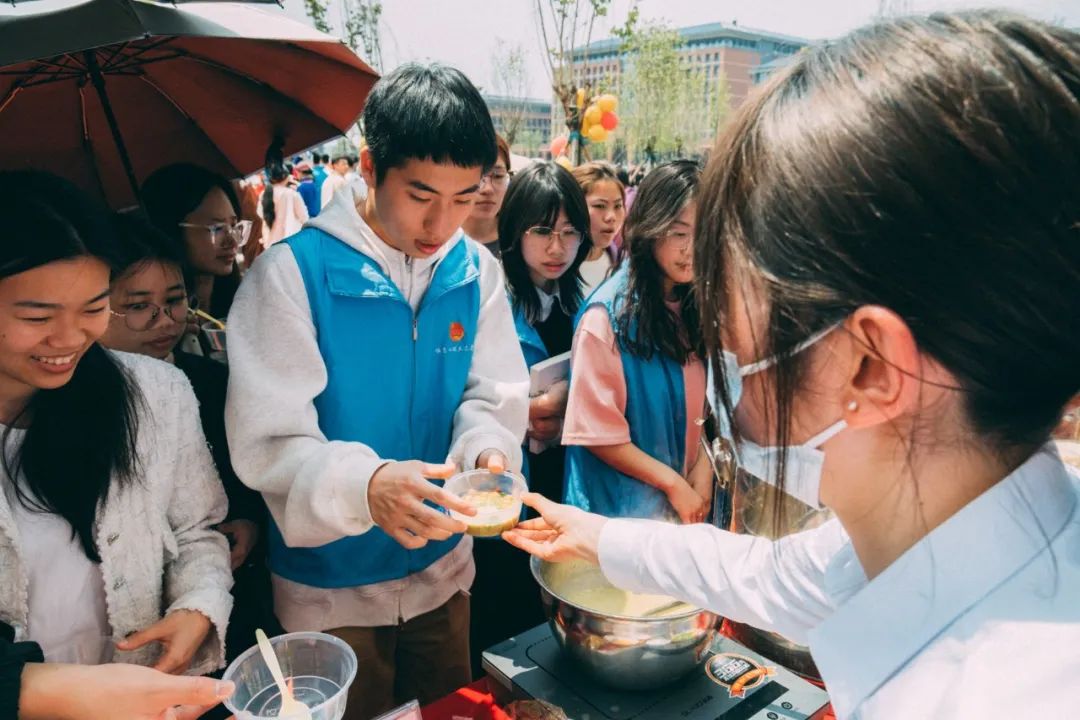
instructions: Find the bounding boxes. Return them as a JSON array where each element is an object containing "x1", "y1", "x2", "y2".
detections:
[{"x1": 445, "y1": 468, "x2": 527, "y2": 538}]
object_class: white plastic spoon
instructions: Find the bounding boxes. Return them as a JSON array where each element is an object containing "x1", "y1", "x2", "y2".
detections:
[{"x1": 255, "y1": 629, "x2": 312, "y2": 720}]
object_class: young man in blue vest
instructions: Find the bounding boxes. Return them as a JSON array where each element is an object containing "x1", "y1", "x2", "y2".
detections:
[{"x1": 225, "y1": 63, "x2": 529, "y2": 719}]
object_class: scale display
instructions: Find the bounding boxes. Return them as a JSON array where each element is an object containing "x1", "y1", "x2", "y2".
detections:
[{"x1": 483, "y1": 624, "x2": 830, "y2": 720}]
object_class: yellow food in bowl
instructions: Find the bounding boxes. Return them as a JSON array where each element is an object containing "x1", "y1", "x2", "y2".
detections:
[{"x1": 453, "y1": 488, "x2": 522, "y2": 537}]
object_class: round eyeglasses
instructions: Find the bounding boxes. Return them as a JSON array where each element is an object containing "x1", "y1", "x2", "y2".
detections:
[
  {"x1": 525, "y1": 225, "x2": 583, "y2": 249},
  {"x1": 110, "y1": 297, "x2": 190, "y2": 332},
  {"x1": 480, "y1": 169, "x2": 512, "y2": 190},
  {"x1": 179, "y1": 220, "x2": 253, "y2": 249}
]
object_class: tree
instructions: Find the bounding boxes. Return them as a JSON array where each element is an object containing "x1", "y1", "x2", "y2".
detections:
[
  {"x1": 534, "y1": 0, "x2": 616, "y2": 163},
  {"x1": 618, "y1": 20, "x2": 724, "y2": 163},
  {"x1": 877, "y1": 0, "x2": 913, "y2": 17},
  {"x1": 490, "y1": 40, "x2": 530, "y2": 146},
  {"x1": 342, "y1": 0, "x2": 384, "y2": 71},
  {"x1": 303, "y1": 0, "x2": 332, "y2": 34}
]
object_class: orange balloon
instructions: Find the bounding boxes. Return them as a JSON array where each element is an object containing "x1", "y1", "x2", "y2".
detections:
[
  {"x1": 597, "y1": 94, "x2": 617, "y2": 113},
  {"x1": 587, "y1": 124, "x2": 608, "y2": 143},
  {"x1": 550, "y1": 135, "x2": 568, "y2": 157},
  {"x1": 600, "y1": 111, "x2": 618, "y2": 131},
  {"x1": 584, "y1": 104, "x2": 603, "y2": 126}
]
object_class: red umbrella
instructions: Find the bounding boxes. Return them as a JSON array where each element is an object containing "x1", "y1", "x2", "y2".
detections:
[{"x1": 0, "y1": 0, "x2": 378, "y2": 208}]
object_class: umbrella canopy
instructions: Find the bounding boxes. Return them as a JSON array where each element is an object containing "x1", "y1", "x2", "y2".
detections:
[{"x1": 0, "y1": 0, "x2": 378, "y2": 208}]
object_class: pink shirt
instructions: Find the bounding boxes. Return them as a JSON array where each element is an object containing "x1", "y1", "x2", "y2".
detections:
[{"x1": 562, "y1": 304, "x2": 705, "y2": 475}]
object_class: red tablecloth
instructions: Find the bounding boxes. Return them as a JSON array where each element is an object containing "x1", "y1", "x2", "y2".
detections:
[
  {"x1": 421, "y1": 678, "x2": 510, "y2": 720},
  {"x1": 421, "y1": 676, "x2": 836, "y2": 720}
]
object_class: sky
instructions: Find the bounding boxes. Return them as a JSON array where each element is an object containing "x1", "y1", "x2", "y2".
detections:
[{"x1": 274, "y1": 0, "x2": 1080, "y2": 99}]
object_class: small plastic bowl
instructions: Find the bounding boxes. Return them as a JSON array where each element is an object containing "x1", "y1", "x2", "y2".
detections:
[
  {"x1": 223, "y1": 632, "x2": 357, "y2": 720},
  {"x1": 445, "y1": 469, "x2": 527, "y2": 538}
]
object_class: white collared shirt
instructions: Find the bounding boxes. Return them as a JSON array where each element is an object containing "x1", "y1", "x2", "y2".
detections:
[
  {"x1": 599, "y1": 445, "x2": 1080, "y2": 719},
  {"x1": 535, "y1": 284, "x2": 565, "y2": 323}
]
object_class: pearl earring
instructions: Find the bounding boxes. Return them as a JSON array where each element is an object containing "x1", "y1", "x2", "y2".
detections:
[{"x1": 847, "y1": 400, "x2": 858, "y2": 412}]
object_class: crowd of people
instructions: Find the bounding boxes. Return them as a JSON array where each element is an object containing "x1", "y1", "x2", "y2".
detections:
[{"x1": 0, "y1": 9, "x2": 1077, "y2": 720}]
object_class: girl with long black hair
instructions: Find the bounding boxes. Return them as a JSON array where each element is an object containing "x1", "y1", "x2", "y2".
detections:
[
  {"x1": 467, "y1": 161, "x2": 591, "y2": 675},
  {"x1": 500, "y1": 161, "x2": 592, "y2": 498},
  {"x1": 561, "y1": 160, "x2": 714, "y2": 523},
  {"x1": 0, "y1": 171, "x2": 232, "y2": 676},
  {"x1": 140, "y1": 164, "x2": 251, "y2": 327}
]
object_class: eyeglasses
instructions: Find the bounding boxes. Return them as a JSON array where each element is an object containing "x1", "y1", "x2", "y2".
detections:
[
  {"x1": 110, "y1": 297, "x2": 190, "y2": 332},
  {"x1": 179, "y1": 220, "x2": 253, "y2": 248},
  {"x1": 661, "y1": 226, "x2": 694, "y2": 250},
  {"x1": 480, "y1": 170, "x2": 512, "y2": 190},
  {"x1": 525, "y1": 225, "x2": 583, "y2": 249}
]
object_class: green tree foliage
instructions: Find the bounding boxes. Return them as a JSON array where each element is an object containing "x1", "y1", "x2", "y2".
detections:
[
  {"x1": 303, "y1": 0, "x2": 331, "y2": 34},
  {"x1": 619, "y1": 20, "x2": 726, "y2": 163}
]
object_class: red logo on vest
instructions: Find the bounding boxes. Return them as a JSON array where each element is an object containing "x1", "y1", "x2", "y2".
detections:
[{"x1": 449, "y1": 322, "x2": 466, "y2": 342}]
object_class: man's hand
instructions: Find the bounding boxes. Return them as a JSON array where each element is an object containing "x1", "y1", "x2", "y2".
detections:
[
  {"x1": 475, "y1": 450, "x2": 508, "y2": 474},
  {"x1": 367, "y1": 461, "x2": 475, "y2": 549}
]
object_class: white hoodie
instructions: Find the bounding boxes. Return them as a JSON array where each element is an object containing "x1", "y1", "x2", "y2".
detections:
[{"x1": 225, "y1": 189, "x2": 528, "y2": 553}]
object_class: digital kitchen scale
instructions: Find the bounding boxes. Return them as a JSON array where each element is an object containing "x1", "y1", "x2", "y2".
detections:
[{"x1": 482, "y1": 624, "x2": 831, "y2": 720}]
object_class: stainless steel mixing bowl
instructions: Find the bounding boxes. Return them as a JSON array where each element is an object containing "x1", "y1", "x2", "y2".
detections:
[{"x1": 531, "y1": 557, "x2": 720, "y2": 691}]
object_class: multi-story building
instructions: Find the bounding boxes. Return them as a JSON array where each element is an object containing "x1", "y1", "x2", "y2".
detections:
[
  {"x1": 569, "y1": 21, "x2": 808, "y2": 116},
  {"x1": 483, "y1": 95, "x2": 553, "y2": 158}
]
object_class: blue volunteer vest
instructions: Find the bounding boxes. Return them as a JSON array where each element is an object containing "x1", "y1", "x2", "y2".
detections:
[
  {"x1": 563, "y1": 267, "x2": 686, "y2": 520},
  {"x1": 268, "y1": 228, "x2": 481, "y2": 588},
  {"x1": 513, "y1": 300, "x2": 551, "y2": 369},
  {"x1": 512, "y1": 299, "x2": 550, "y2": 482}
]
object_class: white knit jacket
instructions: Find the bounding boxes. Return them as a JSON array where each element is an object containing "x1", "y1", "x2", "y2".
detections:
[{"x1": 0, "y1": 351, "x2": 233, "y2": 675}]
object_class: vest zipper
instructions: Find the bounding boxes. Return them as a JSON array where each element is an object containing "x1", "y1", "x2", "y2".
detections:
[{"x1": 405, "y1": 256, "x2": 418, "y2": 341}]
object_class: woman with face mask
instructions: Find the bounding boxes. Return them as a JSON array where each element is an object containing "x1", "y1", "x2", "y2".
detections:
[{"x1": 505, "y1": 11, "x2": 1080, "y2": 719}]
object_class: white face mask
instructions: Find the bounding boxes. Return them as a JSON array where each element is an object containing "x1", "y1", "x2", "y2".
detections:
[{"x1": 707, "y1": 324, "x2": 845, "y2": 510}]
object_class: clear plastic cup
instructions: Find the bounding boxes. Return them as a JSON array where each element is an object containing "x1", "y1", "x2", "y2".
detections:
[
  {"x1": 445, "y1": 468, "x2": 527, "y2": 538},
  {"x1": 223, "y1": 632, "x2": 357, "y2": 720}
]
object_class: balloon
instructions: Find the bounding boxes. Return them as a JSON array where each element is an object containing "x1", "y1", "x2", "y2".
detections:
[
  {"x1": 600, "y1": 111, "x2": 619, "y2": 131},
  {"x1": 556, "y1": 155, "x2": 574, "y2": 170},
  {"x1": 584, "y1": 104, "x2": 603, "y2": 126},
  {"x1": 598, "y1": 94, "x2": 618, "y2": 113},
  {"x1": 576, "y1": 88, "x2": 586, "y2": 109},
  {"x1": 587, "y1": 124, "x2": 608, "y2": 143},
  {"x1": 550, "y1": 135, "x2": 568, "y2": 157}
]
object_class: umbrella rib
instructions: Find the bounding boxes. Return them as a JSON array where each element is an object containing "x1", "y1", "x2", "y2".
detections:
[
  {"x1": 136, "y1": 73, "x2": 242, "y2": 177},
  {"x1": 111, "y1": 51, "x2": 185, "y2": 73},
  {"x1": 164, "y1": 45, "x2": 355, "y2": 133},
  {"x1": 77, "y1": 83, "x2": 112, "y2": 207},
  {"x1": 106, "y1": 37, "x2": 177, "y2": 72},
  {"x1": 0, "y1": 84, "x2": 22, "y2": 115},
  {"x1": 0, "y1": 55, "x2": 83, "y2": 84},
  {"x1": 99, "y1": 42, "x2": 131, "y2": 71}
]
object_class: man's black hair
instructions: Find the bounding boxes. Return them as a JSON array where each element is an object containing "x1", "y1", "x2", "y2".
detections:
[{"x1": 362, "y1": 62, "x2": 496, "y2": 183}]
